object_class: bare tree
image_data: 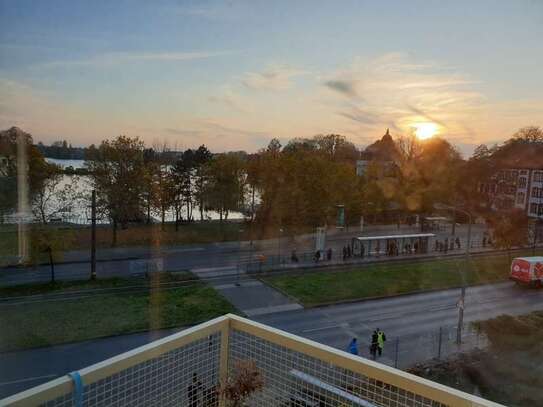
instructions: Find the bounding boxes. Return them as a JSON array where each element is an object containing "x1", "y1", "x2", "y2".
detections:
[
  {"x1": 32, "y1": 172, "x2": 81, "y2": 224},
  {"x1": 217, "y1": 360, "x2": 264, "y2": 407}
]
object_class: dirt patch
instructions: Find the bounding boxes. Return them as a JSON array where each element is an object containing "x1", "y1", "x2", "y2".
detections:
[{"x1": 409, "y1": 312, "x2": 543, "y2": 407}]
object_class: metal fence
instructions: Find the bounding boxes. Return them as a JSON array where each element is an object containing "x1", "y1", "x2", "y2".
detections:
[
  {"x1": 1, "y1": 314, "x2": 502, "y2": 407},
  {"x1": 372, "y1": 324, "x2": 487, "y2": 371}
]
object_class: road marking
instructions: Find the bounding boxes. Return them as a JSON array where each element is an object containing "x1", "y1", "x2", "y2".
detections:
[
  {"x1": 0, "y1": 374, "x2": 58, "y2": 386},
  {"x1": 164, "y1": 247, "x2": 205, "y2": 253},
  {"x1": 244, "y1": 303, "x2": 303, "y2": 316},
  {"x1": 365, "y1": 304, "x2": 456, "y2": 322},
  {"x1": 302, "y1": 324, "x2": 342, "y2": 333}
]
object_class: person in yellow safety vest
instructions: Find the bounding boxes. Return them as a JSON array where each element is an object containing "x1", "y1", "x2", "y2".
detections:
[{"x1": 377, "y1": 328, "x2": 386, "y2": 357}]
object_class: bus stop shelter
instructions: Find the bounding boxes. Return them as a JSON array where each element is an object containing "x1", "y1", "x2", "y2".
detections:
[{"x1": 351, "y1": 233, "x2": 435, "y2": 257}]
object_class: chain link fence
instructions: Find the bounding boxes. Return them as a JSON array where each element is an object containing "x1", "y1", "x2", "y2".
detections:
[{"x1": 378, "y1": 323, "x2": 487, "y2": 370}]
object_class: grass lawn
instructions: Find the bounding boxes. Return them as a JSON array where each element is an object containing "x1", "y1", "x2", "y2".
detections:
[
  {"x1": 0, "y1": 272, "x2": 195, "y2": 298},
  {"x1": 0, "y1": 284, "x2": 235, "y2": 352},
  {"x1": 0, "y1": 222, "x2": 248, "y2": 264},
  {"x1": 264, "y1": 249, "x2": 543, "y2": 306}
]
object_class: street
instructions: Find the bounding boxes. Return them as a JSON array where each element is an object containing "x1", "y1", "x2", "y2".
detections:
[
  {"x1": 2, "y1": 279, "x2": 542, "y2": 399},
  {"x1": 0, "y1": 224, "x2": 487, "y2": 286}
]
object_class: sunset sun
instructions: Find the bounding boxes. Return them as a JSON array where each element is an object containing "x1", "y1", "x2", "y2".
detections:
[{"x1": 413, "y1": 122, "x2": 439, "y2": 140}]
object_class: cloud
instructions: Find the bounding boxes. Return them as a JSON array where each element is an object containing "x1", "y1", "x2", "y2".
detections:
[
  {"x1": 37, "y1": 50, "x2": 236, "y2": 69},
  {"x1": 325, "y1": 79, "x2": 358, "y2": 98},
  {"x1": 338, "y1": 105, "x2": 381, "y2": 125},
  {"x1": 322, "y1": 52, "x2": 488, "y2": 142},
  {"x1": 208, "y1": 86, "x2": 249, "y2": 113},
  {"x1": 241, "y1": 66, "x2": 306, "y2": 91}
]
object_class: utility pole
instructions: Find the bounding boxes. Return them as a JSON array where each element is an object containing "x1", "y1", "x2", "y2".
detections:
[
  {"x1": 435, "y1": 203, "x2": 470, "y2": 345},
  {"x1": 278, "y1": 228, "x2": 283, "y2": 266},
  {"x1": 91, "y1": 190, "x2": 97, "y2": 280},
  {"x1": 456, "y1": 286, "x2": 465, "y2": 345}
]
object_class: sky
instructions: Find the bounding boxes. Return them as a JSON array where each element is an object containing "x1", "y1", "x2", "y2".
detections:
[{"x1": 1, "y1": 0, "x2": 542, "y2": 155}]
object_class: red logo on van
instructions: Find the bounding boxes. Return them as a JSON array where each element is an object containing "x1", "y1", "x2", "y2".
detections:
[{"x1": 511, "y1": 259, "x2": 531, "y2": 282}]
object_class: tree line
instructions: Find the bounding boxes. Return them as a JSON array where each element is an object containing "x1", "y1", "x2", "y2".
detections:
[{"x1": 1, "y1": 125, "x2": 542, "y2": 248}]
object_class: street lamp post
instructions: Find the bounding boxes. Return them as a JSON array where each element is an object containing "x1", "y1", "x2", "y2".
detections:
[
  {"x1": 236, "y1": 228, "x2": 244, "y2": 286},
  {"x1": 434, "y1": 204, "x2": 472, "y2": 345}
]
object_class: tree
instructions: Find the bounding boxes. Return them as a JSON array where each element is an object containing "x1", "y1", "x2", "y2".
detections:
[
  {"x1": 0, "y1": 127, "x2": 56, "y2": 221},
  {"x1": 30, "y1": 227, "x2": 73, "y2": 283},
  {"x1": 203, "y1": 154, "x2": 246, "y2": 222},
  {"x1": 32, "y1": 170, "x2": 81, "y2": 224},
  {"x1": 510, "y1": 126, "x2": 543, "y2": 143},
  {"x1": 170, "y1": 145, "x2": 212, "y2": 226},
  {"x1": 153, "y1": 162, "x2": 175, "y2": 229},
  {"x1": 85, "y1": 135, "x2": 146, "y2": 246},
  {"x1": 395, "y1": 136, "x2": 463, "y2": 215},
  {"x1": 490, "y1": 209, "x2": 529, "y2": 261},
  {"x1": 217, "y1": 360, "x2": 263, "y2": 407},
  {"x1": 251, "y1": 135, "x2": 363, "y2": 234},
  {"x1": 193, "y1": 145, "x2": 213, "y2": 221}
]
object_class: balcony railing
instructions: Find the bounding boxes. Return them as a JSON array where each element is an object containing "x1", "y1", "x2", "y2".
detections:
[{"x1": 0, "y1": 314, "x2": 503, "y2": 407}]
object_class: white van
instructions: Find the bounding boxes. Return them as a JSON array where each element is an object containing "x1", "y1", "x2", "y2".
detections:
[{"x1": 510, "y1": 257, "x2": 543, "y2": 287}]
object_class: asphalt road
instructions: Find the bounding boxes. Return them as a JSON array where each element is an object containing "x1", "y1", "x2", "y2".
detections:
[
  {"x1": 1, "y1": 280, "x2": 542, "y2": 399},
  {"x1": 0, "y1": 224, "x2": 486, "y2": 286}
]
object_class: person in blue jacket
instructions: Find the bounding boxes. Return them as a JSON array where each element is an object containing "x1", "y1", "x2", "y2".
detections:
[{"x1": 348, "y1": 338, "x2": 359, "y2": 355}]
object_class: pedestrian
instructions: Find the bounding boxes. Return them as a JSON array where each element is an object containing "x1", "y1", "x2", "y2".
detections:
[
  {"x1": 455, "y1": 237, "x2": 461, "y2": 250},
  {"x1": 370, "y1": 330, "x2": 378, "y2": 359},
  {"x1": 413, "y1": 241, "x2": 419, "y2": 254},
  {"x1": 342, "y1": 246, "x2": 347, "y2": 261},
  {"x1": 314, "y1": 250, "x2": 321, "y2": 263},
  {"x1": 377, "y1": 328, "x2": 386, "y2": 357},
  {"x1": 291, "y1": 249, "x2": 299, "y2": 263},
  {"x1": 348, "y1": 338, "x2": 359, "y2": 355},
  {"x1": 187, "y1": 372, "x2": 203, "y2": 407},
  {"x1": 327, "y1": 248, "x2": 332, "y2": 261}
]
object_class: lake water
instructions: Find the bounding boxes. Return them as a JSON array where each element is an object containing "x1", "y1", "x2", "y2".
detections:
[
  {"x1": 43, "y1": 158, "x2": 243, "y2": 224},
  {"x1": 46, "y1": 158, "x2": 86, "y2": 169}
]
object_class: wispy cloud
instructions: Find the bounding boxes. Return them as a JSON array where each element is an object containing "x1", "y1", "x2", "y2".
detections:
[
  {"x1": 208, "y1": 85, "x2": 249, "y2": 113},
  {"x1": 325, "y1": 79, "x2": 359, "y2": 98},
  {"x1": 242, "y1": 66, "x2": 307, "y2": 91},
  {"x1": 322, "y1": 52, "x2": 486, "y2": 142},
  {"x1": 37, "y1": 50, "x2": 236, "y2": 69}
]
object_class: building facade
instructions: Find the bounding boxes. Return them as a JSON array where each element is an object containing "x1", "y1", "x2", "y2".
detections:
[{"x1": 480, "y1": 168, "x2": 543, "y2": 218}]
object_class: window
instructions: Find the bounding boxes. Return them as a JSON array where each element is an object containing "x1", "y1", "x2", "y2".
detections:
[
  {"x1": 518, "y1": 177, "x2": 527, "y2": 188},
  {"x1": 517, "y1": 192, "x2": 525, "y2": 204},
  {"x1": 531, "y1": 203, "x2": 538, "y2": 215},
  {"x1": 533, "y1": 187, "x2": 540, "y2": 198},
  {"x1": 534, "y1": 171, "x2": 543, "y2": 183}
]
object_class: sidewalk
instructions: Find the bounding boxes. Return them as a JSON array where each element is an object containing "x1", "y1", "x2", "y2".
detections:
[{"x1": 191, "y1": 266, "x2": 303, "y2": 317}]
